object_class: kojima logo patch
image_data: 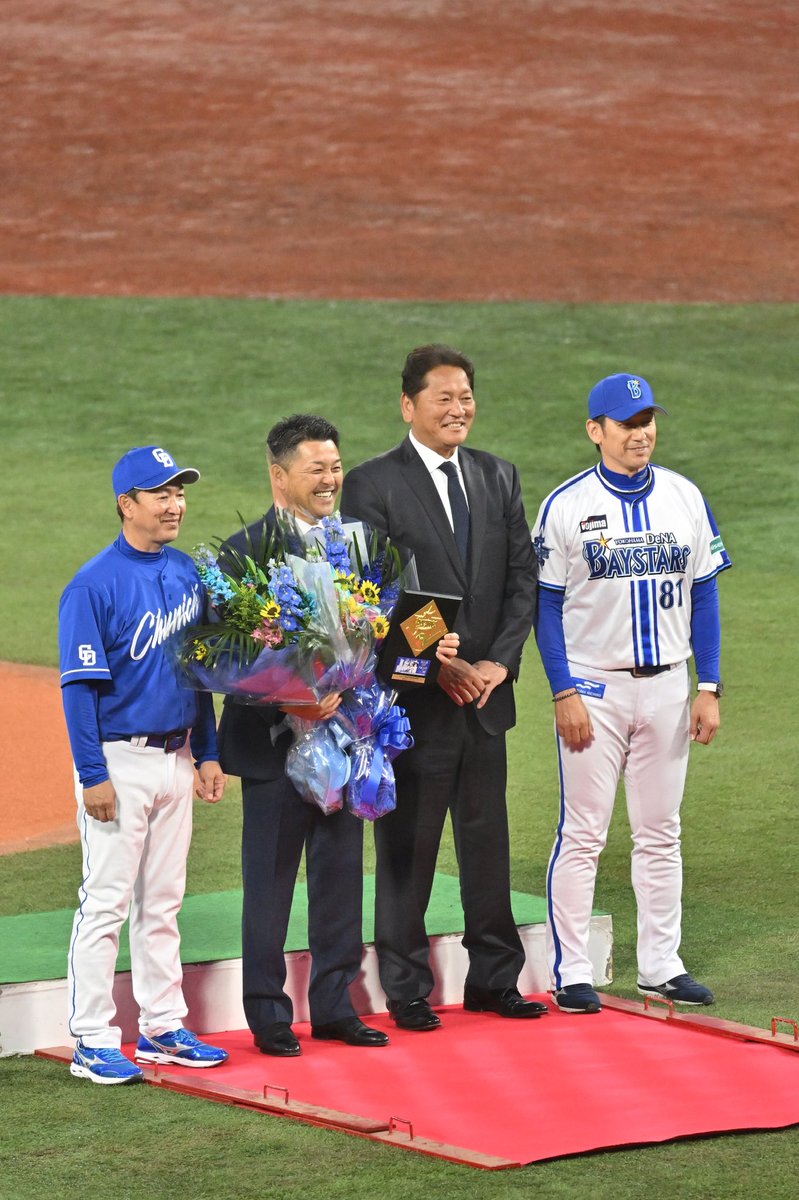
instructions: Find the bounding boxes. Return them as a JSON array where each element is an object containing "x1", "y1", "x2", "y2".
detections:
[{"x1": 580, "y1": 515, "x2": 608, "y2": 533}]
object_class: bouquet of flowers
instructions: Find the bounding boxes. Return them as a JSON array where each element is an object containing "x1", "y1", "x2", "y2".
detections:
[
  {"x1": 177, "y1": 512, "x2": 417, "y2": 819},
  {"x1": 180, "y1": 513, "x2": 403, "y2": 699}
]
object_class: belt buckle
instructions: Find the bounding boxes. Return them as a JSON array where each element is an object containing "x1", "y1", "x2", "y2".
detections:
[{"x1": 164, "y1": 732, "x2": 186, "y2": 753}]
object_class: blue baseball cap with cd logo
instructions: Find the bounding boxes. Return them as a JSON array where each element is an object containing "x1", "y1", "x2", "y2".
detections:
[
  {"x1": 112, "y1": 446, "x2": 201, "y2": 496},
  {"x1": 587, "y1": 373, "x2": 668, "y2": 421}
]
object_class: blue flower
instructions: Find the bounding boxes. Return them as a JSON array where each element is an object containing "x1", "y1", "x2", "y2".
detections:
[
  {"x1": 322, "y1": 514, "x2": 352, "y2": 574},
  {"x1": 380, "y1": 582, "x2": 399, "y2": 610},
  {"x1": 196, "y1": 556, "x2": 235, "y2": 603},
  {"x1": 322, "y1": 514, "x2": 345, "y2": 540}
]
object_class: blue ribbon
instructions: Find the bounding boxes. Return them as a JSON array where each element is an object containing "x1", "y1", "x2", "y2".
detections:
[{"x1": 355, "y1": 705, "x2": 414, "y2": 815}]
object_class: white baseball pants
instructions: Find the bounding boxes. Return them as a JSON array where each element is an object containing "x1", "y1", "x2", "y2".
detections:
[
  {"x1": 67, "y1": 740, "x2": 194, "y2": 1047},
  {"x1": 546, "y1": 662, "x2": 691, "y2": 990}
]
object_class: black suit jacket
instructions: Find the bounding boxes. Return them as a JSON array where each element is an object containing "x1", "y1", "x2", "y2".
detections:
[{"x1": 340, "y1": 438, "x2": 537, "y2": 736}]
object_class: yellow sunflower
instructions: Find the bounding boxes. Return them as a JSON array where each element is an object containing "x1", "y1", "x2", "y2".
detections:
[{"x1": 360, "y1": 581, "x2": 380, "y2": 604}]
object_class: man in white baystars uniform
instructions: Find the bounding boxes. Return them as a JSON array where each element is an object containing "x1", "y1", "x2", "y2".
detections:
[
  {"x1": 59, "y1": 446, "x2": 228, "y2": 1082},
  {"x1": 532, "y1": 374, "x2": 731, "y2": 1014}
]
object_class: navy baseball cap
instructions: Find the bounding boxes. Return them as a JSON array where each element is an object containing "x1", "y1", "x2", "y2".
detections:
[
  {"x1": 112, "y1": 446, "x2": 200, "y2": 496},
  {"x1": 587, "y1": 373, "x2": 668, "y2": 421}
]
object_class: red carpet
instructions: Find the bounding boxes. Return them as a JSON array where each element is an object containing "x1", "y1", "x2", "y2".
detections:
[{"x1": 38, "y1": 996, "x2": 799, "y2": 1169}]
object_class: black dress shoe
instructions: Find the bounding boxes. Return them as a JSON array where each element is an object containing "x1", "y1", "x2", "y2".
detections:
[
  {"x1": 254, "y1": 1022, "x2": 301, "y2": 1056},
  {"x1": 388, "y1": 997, "x2": 442, "y2": 1031},
  {"x1": 311, "y1": 1017, "x2": 389, "y2": 1046},
  {"x1": 463, "y1": 985, "x2": 548, "y2": 1018}
]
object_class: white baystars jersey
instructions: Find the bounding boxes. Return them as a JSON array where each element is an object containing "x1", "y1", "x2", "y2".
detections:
[{"x1": 533, "y1": 464, "x2": 731, "y2": 670}]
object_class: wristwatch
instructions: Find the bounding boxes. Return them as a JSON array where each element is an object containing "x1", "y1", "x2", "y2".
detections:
[{"x1": 697, "y1": 681, "x2": 724, "y2": 697}]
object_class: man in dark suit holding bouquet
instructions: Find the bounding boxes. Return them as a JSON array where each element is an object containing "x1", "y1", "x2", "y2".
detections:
[
  {"x1": 218, "y1": 414, "x2": 389, "y2": 1055},
  {"x1": 341, "y1": 345, "x2": 544, "y2": 1031}
]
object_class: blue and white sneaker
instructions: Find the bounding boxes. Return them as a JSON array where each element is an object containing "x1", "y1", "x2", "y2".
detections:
[
  {"x1": 638, "y1": 973, "x2": 715, "y2": 1006},
  {"x1": 553, "y1": 983, "x2": 602, "y2": 1014},
  {"x1": 135, "y1": 1027, "x2": 229, "y2": 1067},
  {"x1": 70, "y1": 1041, "x2": 144, "y2": 1085}
]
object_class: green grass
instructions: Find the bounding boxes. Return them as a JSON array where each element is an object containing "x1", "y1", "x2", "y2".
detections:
[
  {"x1": 3, "y1": 1052, "x2": 799, "y2": 1200},
  {"x1": 2, "y1": 297, "x2": 796, "y2": 664},
  {"x1": 1, "y1": 298, "x2": 798, "y2": 1195},
  {"x1": 4, "y1": 1052, "x2": 798, "y2": 1200}
]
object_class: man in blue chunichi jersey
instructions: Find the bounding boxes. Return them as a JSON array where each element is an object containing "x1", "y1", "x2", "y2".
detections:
[
  {"x1": 59, "y1": 446, "x2": 228, "y2": 1084},
  {"x1": 532, "y1": 374, "x2": 731, "y2": 1016}
]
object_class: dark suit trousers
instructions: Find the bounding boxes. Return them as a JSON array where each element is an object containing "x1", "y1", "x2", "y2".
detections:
[
  {"x1": 241, "y1": 772, "x2": 365, "y2": 1032},
  {"x1": 374, "y1": 697, "x2": 525, "y2": 1003}
]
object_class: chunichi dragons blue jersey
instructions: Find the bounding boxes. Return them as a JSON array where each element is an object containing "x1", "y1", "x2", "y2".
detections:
[{"x1": 59, "y1": 532, "x2": 205, "y2": 738}]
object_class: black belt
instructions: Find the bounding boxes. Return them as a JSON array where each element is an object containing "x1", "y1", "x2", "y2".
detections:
[
  {"x1": 123, "y1": 730, "x2": 189, "y2": 752},
  {"x1": 615, "y1": 665, "x2": 675, "y2": 678}
]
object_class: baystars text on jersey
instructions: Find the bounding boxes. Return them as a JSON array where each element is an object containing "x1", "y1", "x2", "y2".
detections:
[{"x1": 582, "y1": 531, "x2": 692, "y2": 580}]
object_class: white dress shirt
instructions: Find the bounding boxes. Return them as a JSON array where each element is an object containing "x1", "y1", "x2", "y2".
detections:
[
  {"x1": 278, "y1": 508, "x2": 369, "y2": 565},
  {"x1": 408, "y1": 431, "x2": 469, "y2": 532}
]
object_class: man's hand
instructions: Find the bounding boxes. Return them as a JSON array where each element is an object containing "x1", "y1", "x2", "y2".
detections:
[
  {"x1": 473, "y1": 660, "x2": 509, "y2": 709},
  {"x1": 437, "y1": 657, "x2": 489, "y2": 706},
  {"x1": 690, "y1": 692, "x2": 720, "y2": 745},
  {"x1": 83, "y1": 780, "x2": 117, "y2": 823},
  {"x1": 196, "y1": 760, "x2": 226, "y2": 803},
  {"x1": 554, "y1": 691, "x2": 594, "y2": 749},
  {"x1": 280, "y1": 692, "x2": 342, "y2": 722},
  {"x1": 436, "y1": 631, "x2": 460, "y2": 663}
]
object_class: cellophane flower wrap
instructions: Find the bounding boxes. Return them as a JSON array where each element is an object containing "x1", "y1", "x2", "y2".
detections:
[
  {"x1": 326, "y1": 680, "x2": 413, "y2": 820},
  {"x1": 176, "y1": 511, "x2": 416, "y2": 819}
]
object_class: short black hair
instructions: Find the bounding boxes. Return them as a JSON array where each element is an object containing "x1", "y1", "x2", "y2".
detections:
[
  {"x1": 266, "y1": 414, "x2": 340, "y2": 466},
  {"x1": 401, "y1": 344, "x2": 475, "y2": 399}
]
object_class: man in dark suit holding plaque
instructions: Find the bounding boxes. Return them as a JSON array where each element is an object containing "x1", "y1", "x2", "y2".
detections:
[{"x1": 341, "y1": 344, "x2": 544, "y2": 1030}]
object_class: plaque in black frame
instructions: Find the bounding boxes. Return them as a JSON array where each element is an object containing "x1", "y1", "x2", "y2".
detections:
[{"x1": 377, "y1": 589, "x2": 462, "y2": 689}]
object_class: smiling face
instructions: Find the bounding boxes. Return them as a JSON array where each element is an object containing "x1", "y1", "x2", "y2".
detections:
[
  {"x1": 271, "y1": 438, "x2": 343, "y2": 521},
  {"x1": 587, "y1": 409, "x2": 658, "y2": 475},
  {"x1": 118, "y1": 483, "x2": 187, "y2": 551},
  {"x1": 401, "y1": 365, "x2": 475, "y2": 458}
]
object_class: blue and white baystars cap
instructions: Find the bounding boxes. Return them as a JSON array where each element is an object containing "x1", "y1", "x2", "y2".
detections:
[
  {"x1": 587, "y1": 373, "x2": 668, "y2": 422},
  {"x1": 112, "y1": 446, "x2": 201, "y2": 496}
]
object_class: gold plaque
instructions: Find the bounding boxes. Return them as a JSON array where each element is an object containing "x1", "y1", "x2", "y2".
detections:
[
  {"x1": 399, "y1": 600, "x2": 449, "y2": 657},
  {"x1": 377, "y1": 590, "x2": 462, "y2": 690}
]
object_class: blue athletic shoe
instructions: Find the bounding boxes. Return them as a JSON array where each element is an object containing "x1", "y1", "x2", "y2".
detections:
[
  {"x1": 638, "y1": 973, "x2": 715, "y2": 1006},
  {"x1": 70, "y1": 1041, "x2": 144, "y2": 1085},
  {"x1": 553, "y1": 983, "x2": 602, "y2": 1014},
  {"x1": 135, "y1": 1027, "x2": 229, "y2": 1067}
]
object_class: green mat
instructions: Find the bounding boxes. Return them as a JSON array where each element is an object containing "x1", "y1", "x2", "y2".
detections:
[{"x1": 0, "y1": 873, "x2": 548, "y2": 985}]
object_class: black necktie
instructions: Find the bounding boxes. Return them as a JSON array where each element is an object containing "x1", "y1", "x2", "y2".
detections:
[{"x1": 439, "y1": 461, "x2": 470, "y2": 563}]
